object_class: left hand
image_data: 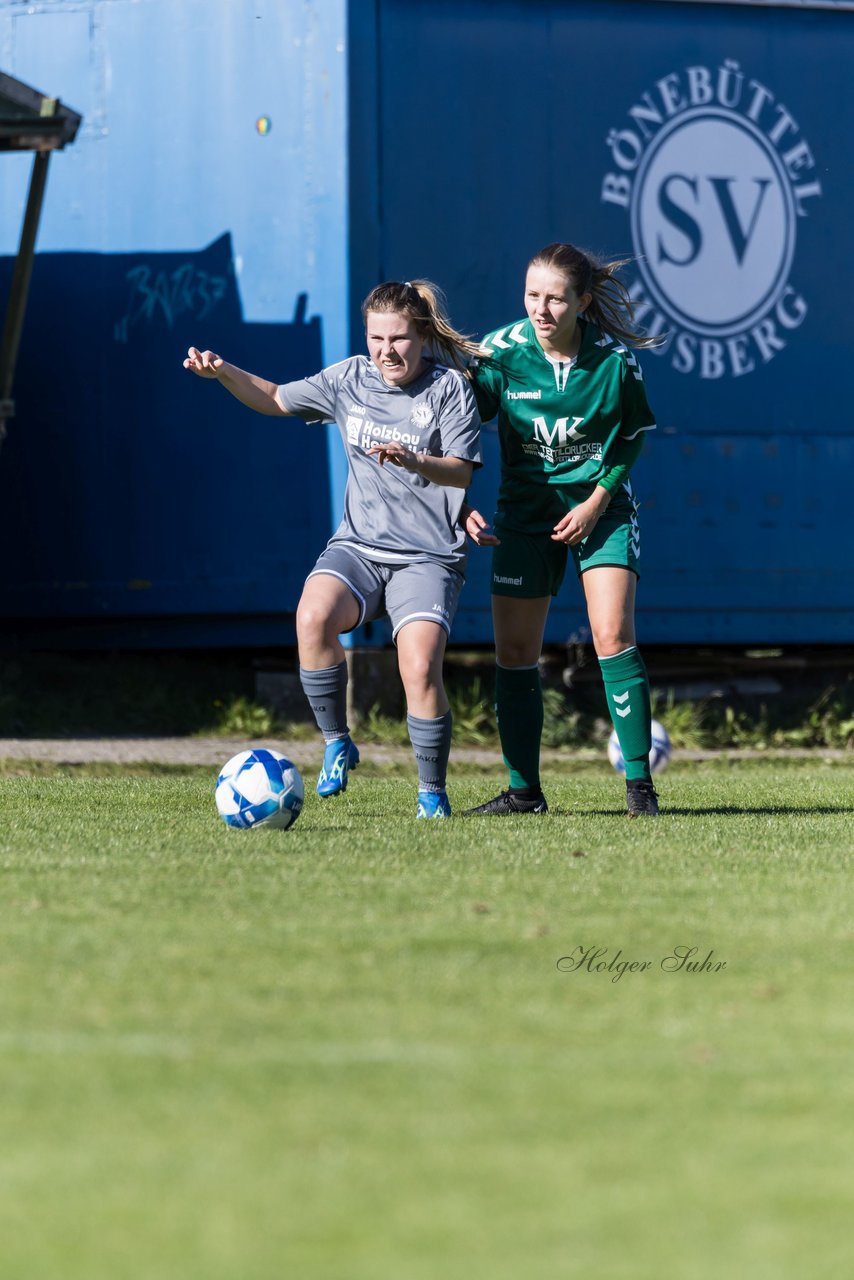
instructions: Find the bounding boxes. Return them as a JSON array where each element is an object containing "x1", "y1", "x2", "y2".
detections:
[
  {"x1": 367, "y1": 442, "x2": 421, "y2": 472},
  {"x1": 551, "y1": 496, "x2": 604, "y2": 546},
  {"x1": 464, "y1": 507, "x2": 501, "y2": 547}
]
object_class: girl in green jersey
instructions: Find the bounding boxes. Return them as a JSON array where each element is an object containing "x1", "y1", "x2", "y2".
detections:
[{"x1": 462, "y1": 243, "x2": 662, "y2": 818}]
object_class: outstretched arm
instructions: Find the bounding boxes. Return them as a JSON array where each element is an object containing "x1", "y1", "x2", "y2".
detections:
[{"x1": 183, "y1": 347, "x2": 290, "y2": 417}]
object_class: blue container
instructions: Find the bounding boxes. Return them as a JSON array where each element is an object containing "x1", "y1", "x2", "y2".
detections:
[
  {"x1": 1, "y1": 0, "x2": 851, "y2": 646},
  {"x1": 358, "y1": 0, "x2": 854, "y2": 646}
]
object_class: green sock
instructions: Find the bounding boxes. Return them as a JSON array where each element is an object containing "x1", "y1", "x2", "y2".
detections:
[
  {"x1": 599, "y1": 647, "x2": 652, "y2": 782},
  {"x1": 495, "y1": 664, "x2": 543, "y2": 791}
]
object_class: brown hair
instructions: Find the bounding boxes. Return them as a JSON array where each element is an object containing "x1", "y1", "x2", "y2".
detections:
[
  {"x1": 529, "y1": 243, "x2": 661, "y2": 349},
  {"x1": 361, "y1": 280, "x2": 483, "y2": 372}
]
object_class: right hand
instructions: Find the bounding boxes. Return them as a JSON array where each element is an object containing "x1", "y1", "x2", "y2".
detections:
[
  {"x1": 367, "y1": 442, "x2": 421, "y2": 472},
  {"x1": 464, "y1": 507, "x2": 501, "y2": 547},
  {"x1": 183, "y1": 347, "x2": 224, "y2": 378}
]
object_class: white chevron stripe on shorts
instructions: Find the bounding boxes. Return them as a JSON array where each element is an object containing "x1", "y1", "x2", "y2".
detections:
[{"x1": 625, "y1": 480, "x2": 641, "y2": 560}]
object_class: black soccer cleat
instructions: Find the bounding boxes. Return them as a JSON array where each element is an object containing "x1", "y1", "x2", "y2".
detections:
[
  {"x1": 462, "y1": 789, "x2": 549, "y2": 816},
  {"x1": 626, "y1": 779, "x2": 660, "y2": 818}
]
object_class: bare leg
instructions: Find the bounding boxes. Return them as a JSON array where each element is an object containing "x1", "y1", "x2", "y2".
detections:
[
  {"x1": 492, "y1": 595, "x2": 551, "y2": 667},
  {"x1": 580, "y1": 566, "x2": 636, "y2": 657},
  {"x1": 396, "y1": 620, "x2": 449, "y2": 718},
  {"x1": 296, "y1": 573, "x2": 361, "y2": 668}
]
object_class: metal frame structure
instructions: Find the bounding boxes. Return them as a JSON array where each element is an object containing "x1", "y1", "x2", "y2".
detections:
[{"x1": 0, "y1": 70, "x2": 81, "y2": 446}]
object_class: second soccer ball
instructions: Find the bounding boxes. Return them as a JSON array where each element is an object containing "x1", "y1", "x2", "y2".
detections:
[{"x1": 607, "y1": 720, "x2": 671, "y2": 775}]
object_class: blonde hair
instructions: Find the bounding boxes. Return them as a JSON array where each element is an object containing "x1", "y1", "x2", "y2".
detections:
[
  {"x1": 529, "y1": 243, "x2": 661, "y2": 349},
  {"x1": 361, "y1": 280, "x2": 483, "y2": 372}
]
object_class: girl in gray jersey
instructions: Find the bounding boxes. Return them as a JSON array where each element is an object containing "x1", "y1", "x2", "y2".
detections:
[{"x1": 184, "y1": 281, "x2": 482, "y2": 818}]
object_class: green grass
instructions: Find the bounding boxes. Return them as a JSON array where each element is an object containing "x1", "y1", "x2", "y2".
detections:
[{"x1": 1, "y1": 760, "x2": 853, "y2": 1279}]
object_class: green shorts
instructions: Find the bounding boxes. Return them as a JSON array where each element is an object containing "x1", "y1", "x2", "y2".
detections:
[{"x1": 491, "y1": 490, "x2": 641, "y2": 598}]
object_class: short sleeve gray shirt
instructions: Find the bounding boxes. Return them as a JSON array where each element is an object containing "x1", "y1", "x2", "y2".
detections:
[{"x1": 276, "y1": 356, "x2": 481, "y2": 570}]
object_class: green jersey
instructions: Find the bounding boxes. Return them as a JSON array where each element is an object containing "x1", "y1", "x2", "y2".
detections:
[{"x1": 471, "y1": 316, "x2": 656, "y2": 534}]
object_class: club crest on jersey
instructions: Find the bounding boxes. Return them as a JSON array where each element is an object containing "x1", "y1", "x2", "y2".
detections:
[
  {"x1": 601, "y1": 60, "x2": 822, "y2": 380},
  {"x1": 410, "y1": 403, "x2": 434, "y2": 428}
]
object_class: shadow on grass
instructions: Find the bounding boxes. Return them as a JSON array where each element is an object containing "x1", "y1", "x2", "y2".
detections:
[{"x1": 584, "y1": 805, "x2": 854, "y2": 817}]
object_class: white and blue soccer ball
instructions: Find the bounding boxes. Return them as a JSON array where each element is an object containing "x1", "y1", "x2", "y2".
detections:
[
  {"x1": 215, "y1": 748, "x2": 304, "y2": 830},
  {"x1": 607, "y1": 719, "x2": 671, "y2": 775}
]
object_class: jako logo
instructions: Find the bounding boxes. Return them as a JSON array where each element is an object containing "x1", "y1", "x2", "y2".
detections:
[{"x1": 601, "y1": 61, "x2": 822, "y2": 380}]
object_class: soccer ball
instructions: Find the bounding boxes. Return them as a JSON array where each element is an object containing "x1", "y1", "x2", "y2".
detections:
[
  {"x1": 215, "y1": 748, "x2": 304, "y2": 830},
  {"x1": 607, "y1": 720, "x2": 671, "y2": 775}
]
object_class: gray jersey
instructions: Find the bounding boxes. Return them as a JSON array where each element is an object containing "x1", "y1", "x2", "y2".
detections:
[{"x1": 276, "y1": 356, "x2": 481, "y2": 569}]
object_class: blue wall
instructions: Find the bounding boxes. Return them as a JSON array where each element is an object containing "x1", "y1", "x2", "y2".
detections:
[
  {"x1": 358, "y1": 0, "x2": 853, "y2": 644},
  {"x1": 0, "y1": 0, "x2": 347, "y2": 645},
  {"x1": 1, "y1": 0, "x2": 851, "y2": 646},
  {"x1": 0, "y1": 237, "x2": 330, "y2": 639}
]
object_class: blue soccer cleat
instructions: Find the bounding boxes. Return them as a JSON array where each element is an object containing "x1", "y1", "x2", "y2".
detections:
[
  {"x1": 316, "y1": 735, "x2": 360, "y2": 798},
  {"x1": 416, "y1": 789, "x2": 452, "y2": 819}
]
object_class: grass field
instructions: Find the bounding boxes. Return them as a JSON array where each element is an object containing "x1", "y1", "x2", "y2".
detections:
[{"x1": 1, "y1": 757, "x2": 852, "y2": 1279}]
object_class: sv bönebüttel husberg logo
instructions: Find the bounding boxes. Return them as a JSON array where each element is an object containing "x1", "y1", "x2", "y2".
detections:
[{"x1": 601, "y1": 61, "x2": 822, "y2": 380}]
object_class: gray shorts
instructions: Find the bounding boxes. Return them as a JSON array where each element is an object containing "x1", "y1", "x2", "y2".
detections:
[{"x1": 307, "y1": 544, "x2": 465, "y2": 641}]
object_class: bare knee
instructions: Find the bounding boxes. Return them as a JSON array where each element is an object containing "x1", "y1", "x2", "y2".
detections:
[
  {"x1": 296, "y1": 597, "x2": 338, "y2": 650},
  {"x1": 399, "y1": 648, "x2": 442, "y2": 701},
  {"x1": 396, "y1": 622, "x2": 448, "y2": 718},
  {"x1": 592, "y1": 626, "x2": 636, "y2": 658},
  {"x1": 496, "y1": 640, "x2": 540, "y2": 668},
  {"x1": 492, "y1": 598, "x2": 549, "y2": 668}
]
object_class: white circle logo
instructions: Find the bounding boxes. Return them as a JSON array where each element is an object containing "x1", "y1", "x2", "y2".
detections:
[
  {"x1": 410, "y1": 403, "x2": 434, "y2": 428},
  {"x1": 602, "y1": 63, "x2": 822, "y2": 378}
]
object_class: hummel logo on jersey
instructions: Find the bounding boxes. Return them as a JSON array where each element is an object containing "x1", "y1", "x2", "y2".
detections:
[
  {"x1": 494, "y1": 574, "x2": 523, "y2": 586},
  {"x1": 506, "y1": 389, "x2": 542, "y2": 401}
]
